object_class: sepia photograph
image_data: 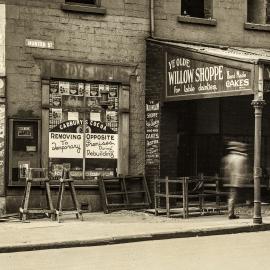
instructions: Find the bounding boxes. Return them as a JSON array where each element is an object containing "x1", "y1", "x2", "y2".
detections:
[{"x1": 1, "y1": 0, "x2": 270, "y2": 269}]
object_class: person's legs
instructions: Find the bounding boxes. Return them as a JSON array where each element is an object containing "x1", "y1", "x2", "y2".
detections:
[{"x1": 228, "y1": 187, "x2": 239, "y2": 219}]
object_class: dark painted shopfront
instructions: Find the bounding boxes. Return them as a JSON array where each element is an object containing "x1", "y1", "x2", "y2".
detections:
[{"x1": 145, "y1": 39, "x2": 270, "y2": 221}]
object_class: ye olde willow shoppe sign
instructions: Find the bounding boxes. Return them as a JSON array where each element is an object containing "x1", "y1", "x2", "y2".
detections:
[{"x1": 166, "y1": 51, "x2": 253, "y2": 100}]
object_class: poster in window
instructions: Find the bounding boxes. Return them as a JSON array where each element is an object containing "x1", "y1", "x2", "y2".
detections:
[
  {"x1": 98, "y1": 84, "x2": 105, "y2": 93},
  {"x1": 50, "y1": 81, "x2": 59, "y2": 94},
  {"x1": 52, "y1": 108, "x2": 62, "y2": 121},
  {"x1": 52, "y1": 94, "x2": 62, "y2": 107},
  {"x1": 107, "y1": 101, "x2": 116, "y2": 110},
  {"x1": 70, "y1": 82, "x2": 79, "y2": 95},
  {"x1": 106, "y1": 111, "x2": 117, "y2": 122},
  {"x1": 90, "y1": 84, "x2": 100, "y2": 97},
  {"x1": 78, "y1": 83, "x2": 84, "y2": 96},
  {"x1": 18, "y1": 161, "x2": 30, "y2": 179},
  {"x1": 52, "y1": 164, "x2": 64, "y2": 178},
  {"x1": 59, "y1": 81, "x2": 70, "y2": 95},
  {"x1": 85, "y1": 83, "x2": 91, "y2": 97},
  {"x1": 68, "y1": 111, "x2": 79, "y2": 121},
  {"x1": 90, "y1": 111, "x2": 101, "y2": 122},
  {"x1": 15, "y1": 126, "x2": 33, "y2": 139},
  {"x1": 109, "y1": 85, "x2": 118, "y2": 98}
]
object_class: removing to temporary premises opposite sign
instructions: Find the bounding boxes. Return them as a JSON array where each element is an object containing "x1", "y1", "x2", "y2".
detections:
[{"x1": 166, "y1": 51, "x2": 252, "y2": 100}]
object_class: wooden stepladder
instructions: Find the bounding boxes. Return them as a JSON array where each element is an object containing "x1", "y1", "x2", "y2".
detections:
[
  {"x1": 56, "y1": 168, "x2": 83, "y2": 223},
  {"x1": 19, "y1": 168, "x2": 55, "y2": 222}
]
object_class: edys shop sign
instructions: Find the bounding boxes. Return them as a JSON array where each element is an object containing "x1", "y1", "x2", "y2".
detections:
[{"x1": 166, "y1": 51, "x2": 252, "y2": 100}]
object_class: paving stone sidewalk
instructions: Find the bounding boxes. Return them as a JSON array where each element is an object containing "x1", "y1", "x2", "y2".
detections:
[{"x1": 0, "y1": 207, "x2": 270, "y2": 253}]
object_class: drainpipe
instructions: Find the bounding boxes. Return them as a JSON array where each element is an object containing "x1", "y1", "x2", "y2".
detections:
[{"x1": 150, "y1": 0, "x2": 154, "y2": 37}]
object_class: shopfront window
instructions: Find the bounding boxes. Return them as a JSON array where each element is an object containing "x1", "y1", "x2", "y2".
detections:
[{"x1": 48, "y1": 80, "x2": 119, "y2": 181}]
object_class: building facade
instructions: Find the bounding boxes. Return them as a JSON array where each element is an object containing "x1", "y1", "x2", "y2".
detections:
[
  {"x1": 145, "y1": 0, "x2": 270, "y2": 213},
  {"x1": 1, "y1": 0, "x2": 270, "y2": 216},
  {"x1": 0, "y1": 0, "x2": 150, "y2": 214}
]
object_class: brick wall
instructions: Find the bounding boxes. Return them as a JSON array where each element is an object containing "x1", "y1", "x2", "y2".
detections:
[
  {"x1": 5, "y1": 0, "x2": 150, "y2": 177},
  {"x1": 145, "y1": 42, "x2": 163, "y2": 199},
  {"x1": 154, "y1": 0, "x2": 270, "y2": 48},
  {"x1": 4, "y1": 0, "x2": 151, "y2": 211}
]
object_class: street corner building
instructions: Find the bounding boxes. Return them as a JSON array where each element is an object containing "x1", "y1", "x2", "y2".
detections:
[{"x1": 0, "y1": 0, "x2": 149, "y2": 214}]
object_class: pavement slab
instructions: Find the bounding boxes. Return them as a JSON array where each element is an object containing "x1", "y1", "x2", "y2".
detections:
[{"x1": 0, "y1": 209, "x2": 270, "y2": 253}]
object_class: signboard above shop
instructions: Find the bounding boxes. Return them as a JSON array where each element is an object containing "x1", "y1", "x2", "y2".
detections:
[{"x1": 166, "y1": 50, "x2": 253, "y2": 101}]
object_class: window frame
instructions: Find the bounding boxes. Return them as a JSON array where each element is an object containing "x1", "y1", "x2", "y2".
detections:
[
  {"x1": 245, "y1": 0, "x2": 270, "y2": 32},
  {"x1": 47, "y1": 79, "x2": 120, "y2": 184},
  {"x1": 65, "y1": 0, "x2": 101, "y2": 7},
  {"x1": 178, "y1": 0, "x2": 216, "y2": 26},
  {"x1": 61, "y1": 0, "x2": 106, "y2": 15}
]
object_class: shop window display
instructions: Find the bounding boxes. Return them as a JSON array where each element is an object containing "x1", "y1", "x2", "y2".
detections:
[{"x1": 49, "y1": 80, "x2": 119, "y2": 181}]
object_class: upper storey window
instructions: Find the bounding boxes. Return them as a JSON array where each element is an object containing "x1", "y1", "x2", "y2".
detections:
[
  {"x1": 181, "y1": 0, "x2": 212, "y2": 19},
  {"x1": 62, "y1": 0, "x2": 105, "y2": 14},
  {"x1": 247, "y1": 0, "x2": 270, "y2": 24},
  {"x1": 178, "y1": 0, "x2": 216, "y2": 26},
  {"x1": 246, "y1": 0, "x2": 270, "y2": 31},
  {"x1": 66, "y1": 0, "x2": 99, "y2": 5}
]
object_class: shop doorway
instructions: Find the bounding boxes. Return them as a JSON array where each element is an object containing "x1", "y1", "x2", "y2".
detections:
[{"x1": 160, "y1": 93, "x2": 270, "y2": 180}]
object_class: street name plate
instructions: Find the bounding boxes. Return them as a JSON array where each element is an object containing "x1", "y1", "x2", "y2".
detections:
[{"x1": 25, "y1": 39, "x2": 54, "y2": 49}]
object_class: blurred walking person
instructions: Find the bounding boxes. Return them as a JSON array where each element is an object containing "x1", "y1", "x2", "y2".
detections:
[{"x1": 222, "y1": 141, "x2": 249, "y2": 219}]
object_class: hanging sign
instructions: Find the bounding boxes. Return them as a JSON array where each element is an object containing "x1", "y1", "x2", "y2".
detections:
[{"x1": 166, "y1": 51, "x2": 252, "y2": 100}]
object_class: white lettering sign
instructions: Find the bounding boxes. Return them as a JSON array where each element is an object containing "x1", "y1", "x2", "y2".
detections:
[
  {"x1": 25, "y1": 39, "x2": 54, "y2": 49},
  {"x1": 49, "y1": 132, "x2": 83, "y2": 158},
  {"x1": 85, "y1": 133, "x2": 118, "y2": 159}
]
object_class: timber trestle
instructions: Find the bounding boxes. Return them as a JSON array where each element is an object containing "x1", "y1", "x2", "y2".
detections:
[{"x1": 19, "y1": 168, "x2": 56, "y2": 222}]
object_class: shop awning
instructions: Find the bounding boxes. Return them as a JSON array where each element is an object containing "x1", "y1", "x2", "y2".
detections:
[
  {"x1": 147, "y1": 38, "x2": 270, "y2": 64},
  {"x1": 147, "y1": 38, "x2": 270, "y2": 101}
]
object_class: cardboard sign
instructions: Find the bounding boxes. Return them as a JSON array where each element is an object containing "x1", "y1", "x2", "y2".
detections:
[
  {"x1": 49, "y1": 132, "x2": 83, "y2": 158},
  {"x1": 85, "y1": 133, "x2": 118, "y2": 159}
]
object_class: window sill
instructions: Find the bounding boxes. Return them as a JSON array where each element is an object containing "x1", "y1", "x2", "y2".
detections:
[
  {"x1": 244, "y1": 22, "x2": 270, "y2": 32},
  {"x1": 61, "y1": 3, "x2": 106, "y2": 15},
  {"x1": 177, "y1": 15, "x2": 217, "y2": 26}
]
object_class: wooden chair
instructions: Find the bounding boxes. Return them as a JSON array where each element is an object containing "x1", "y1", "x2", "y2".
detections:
[
  {"x1": 55, "y1": 168, "x2": 83, "y2": 222},
  {"x1": 19, "y1": 168, "x2": 55, "y2": 222}
]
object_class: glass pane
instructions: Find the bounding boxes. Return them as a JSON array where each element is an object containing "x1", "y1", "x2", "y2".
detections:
[
  {"x1": 49, "y1": 81, "x2": 84, "y2": 181},
  {"x1": 84, "y1": 83, "x2": 119, "y2": 180},
  {"x1": 48, "y1": 80, "x2": 119, "y2": 182}
]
